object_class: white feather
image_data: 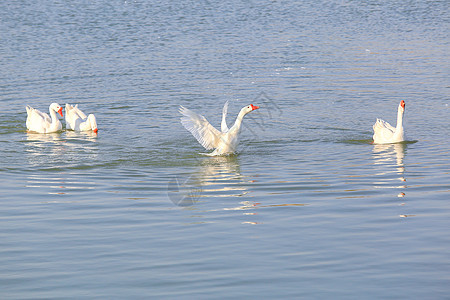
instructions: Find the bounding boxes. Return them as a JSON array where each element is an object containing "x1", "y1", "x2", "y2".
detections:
[
  {"x1": 221, "y1": 100, "x2": 229, "y2": 133},
  {"x1": 179, "y1": 105, "x2": 220, "y2": 150}
]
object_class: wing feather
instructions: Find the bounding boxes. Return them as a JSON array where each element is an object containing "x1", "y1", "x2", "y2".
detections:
[
  {"x1": 179, "y1": 105, "x2": 220, "y2": 150},
  {"x1": 72, "y1": 104, "x2": 87, "y2": 119},
  {"x1": 26, "y1": 105, "x2": 51, "y2": 132},
  {"x1": 26, "y1": 106, "x2": 50, "y2": 123},
  {"x1": 373, "y1": 118, "x2": 394, "y2": 142},
  {"x1": 221, "y1": 100, "x2": 229, "y2": 133},
  {"x1": 375, "y1": 118, "x2": 395, "y2": 132}
]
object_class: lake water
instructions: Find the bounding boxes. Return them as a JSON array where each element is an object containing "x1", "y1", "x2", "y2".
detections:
[{"x1": 1, "y1": 0, "x2": 449, "y2": 298}]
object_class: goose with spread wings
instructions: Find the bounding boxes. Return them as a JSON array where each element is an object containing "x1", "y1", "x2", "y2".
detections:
[{"x1": 179, "y1": 101, "x2": 260, "y2": 156}]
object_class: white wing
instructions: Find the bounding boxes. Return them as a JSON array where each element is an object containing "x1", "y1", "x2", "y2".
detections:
[
  {"x1": 373, "y1": 118, "x2": 394, "y2": 142},
  {"x1": 179, "y1": 105, "x2": 221, "y2": 150},
  {"x1": 375, "y1": 118, "x2": 395, "y2": 132},
  {"x1": 72, "y1": 104, "x2": 87, "y2": 119},
  {"x1": 65, "y1": 104, "x2": 73, "y2": 120},
  {"x1": 66, "y1": 103, "x2": 88, "y2": 130},
  {"x1": 221, "y1": 100, "x2": 229, "y2": 133},
  {"x1": 65, "y1": 104, "x2": 76, "y2": 129},
  {"x1": 27, "y1": 106, "x2": 50, "y2": 123},
  {"x1": 26, "y1": 105, "x2": 51, "y2": 131}
]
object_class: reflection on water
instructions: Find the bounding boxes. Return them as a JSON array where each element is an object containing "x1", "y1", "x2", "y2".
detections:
[
  {"x1": 372, "y1": 143, "x2": 409, "y2": 216},
  {"x1": 193, "y1": 155, "x2": 248, "y2": 198},
  {"x1": 26, "y1": 131, "x2": 63, "y2": 142},
  {"x1": 372, "y1": 142, "x2": 407, "y2": 181},
  {"x1": 25, "y1": 132, "x2": 66, "y2": 167},
  {"x1": 65, "y1": 130, "x2": 98, "y2": 141},
  {"x1": 179, "y1": 156, "x2": 308, "y2": 224},
  {"x1": 372, "y1": 143, "x2": 424, "y2": 218},
  {"x1": 171, "y1": 155, "x2": 262, "y2": 224},
  {"x1": 24, "y1": 131, "x2": 98, "y2": 198},
  {"x1": 168, "y1": 155, "x2": 247, "y2": 207},
  {"x1": 25, "y1": 131, "x2": 99, "y2": 167},
  {"x1": 64, "y1": 130, "x2": 99, "y2": 163},
  {"x1": 25, "y1": 171, "x2": 97, "y2": 199}
]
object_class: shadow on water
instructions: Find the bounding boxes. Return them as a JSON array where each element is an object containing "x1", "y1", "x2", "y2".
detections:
[{"x1": 340, "y1": 138, "x2": 418, "y2": 145}]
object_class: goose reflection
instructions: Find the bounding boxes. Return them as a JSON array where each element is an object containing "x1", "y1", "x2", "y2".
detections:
[
  {"x1": 193, "y1": 155, "x2": 248, "y2": 198},
  {"x1": 25, "y1": 132, "x2": 65, "y2": 167},
  {"x1": 64, "y1": 130, "x2": 99, "y2": 159},
  {"x1": 372, "y1": 142, "x2": 407, "y2": 182},
  {"x1": 26, "y1": 131, "x2": 63, "y2": 143},
  {"x1": 168, "y1": 155, "x2": 252, "y2": 208},
  {"x1": 65, "y1": 130, "x2": 98, "y2": 140},
  {"x1": 25, "y1": 132, "x2": 66, "y2": 195},
  {"x1": 25, "y1": 131, "x2": 98, "y2": 197},
  {"x1": 25, "y1": 130, "x2": 99, "y2": 166}
]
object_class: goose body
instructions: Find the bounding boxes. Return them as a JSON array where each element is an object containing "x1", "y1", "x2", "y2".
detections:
[
  {"x1": 65, "y1": 104, "x2": 98, "y2": 133},
  {"x1": 180, "y1": 101, "x2": 259, "y2": 156},
  {"x1": 26, "y1": 103, "x2": 63, "y2": 133},
  {"x1": 373, "y1": 100, "x2": 405, "y2": 144}
]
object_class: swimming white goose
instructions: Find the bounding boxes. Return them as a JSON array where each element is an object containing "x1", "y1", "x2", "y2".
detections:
[
  {"x1": 65, "y1": 104, "x2": 98, "y2": 133},
  {"x1": 373, "y1": 100, "x2": 405, "y2": 144},
  {"x1": 26, "y1": 103, "x2": 63, "y2": 133},
  {"x1": 179, "y1": 101, "x2": 260, "y2": 156}
]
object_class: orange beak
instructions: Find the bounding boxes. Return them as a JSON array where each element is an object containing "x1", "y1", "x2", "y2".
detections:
[
  {"x1": 400, "y1": 100, "x2": 405, "y2": 109},
  {"x1": 250, "y1": 104, "x2": 260, "y2": 110},
  {"x1": 58, "y1": 107, "x2": 63, "y2": 117},
  {"x1": 93, "y1": 128, "x2": 98, "y2": 133}
]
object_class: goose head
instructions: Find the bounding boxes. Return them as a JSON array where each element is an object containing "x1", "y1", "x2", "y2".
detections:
[
  {"x1": 399, "y1": 100, "x2": 405, "y2": 113},
  {"x1": 241, "y1": 104, "x2": 260, "y2": 115},
  {"x1": 50, "y1": 103, "x2": 63, "y2": 117},
  {"x1": 88, "y1": 114, "x2": 98, "y2": 133}
]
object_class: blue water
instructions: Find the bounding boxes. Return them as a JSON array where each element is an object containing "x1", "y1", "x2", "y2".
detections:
[{"x1": 1, "y1": 0, "x2": 449, "y2": 298}]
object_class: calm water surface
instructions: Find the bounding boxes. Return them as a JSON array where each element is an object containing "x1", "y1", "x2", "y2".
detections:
[{"x1": 1, "y1": 0, "x2": 449, "y2": 299}]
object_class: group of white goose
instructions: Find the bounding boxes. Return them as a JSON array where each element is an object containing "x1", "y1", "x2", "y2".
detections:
[
  {"x1": 26, "y1": 103, "x2": 98, "y2": 134},
  {"x1": 26, "y1": 100, "x2": 406, "y2": 156}
]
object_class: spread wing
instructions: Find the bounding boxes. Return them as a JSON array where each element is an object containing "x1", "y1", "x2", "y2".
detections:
[
  {"x1": 179, "y1": 105, "x2": 221, "y2": 150},
  {"x1": 221, "y1": 100, "x2": 229, "y2": 133}
]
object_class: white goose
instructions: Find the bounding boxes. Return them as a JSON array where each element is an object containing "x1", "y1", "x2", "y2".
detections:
[
  {"x1": 373, "y1": 100, "x2": 405, "y2": 144},
  {"x1": 65, "y1": 104, "x2": 98, "y2": 133},
  {"x1": 180, "y1": 101, "x2": 260, "y2": 156},
  {"x1": 26, "y1": 103, "x2": 63, "y2": 133}
]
